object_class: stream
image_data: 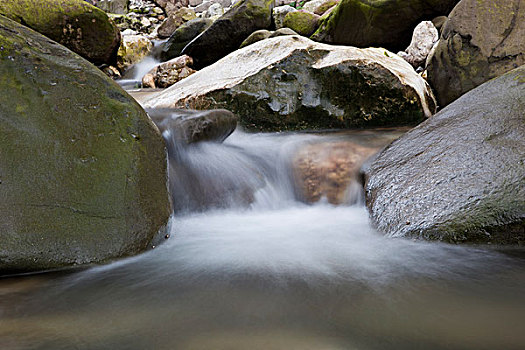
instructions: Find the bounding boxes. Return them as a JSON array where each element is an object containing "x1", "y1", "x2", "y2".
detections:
[{"x1": 1, "y1": 128, "x2": 524, "y2": 350}]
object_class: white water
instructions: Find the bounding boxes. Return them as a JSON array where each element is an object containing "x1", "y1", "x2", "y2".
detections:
[{"x1": 1, "y1": 129, "x2": 524, "y2": 350}]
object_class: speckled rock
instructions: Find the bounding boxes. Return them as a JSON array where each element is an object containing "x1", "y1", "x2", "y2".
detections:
[
  {"x1": 96, "y1": 0, "x2": 129, "y2": 14},
  {"x1": 142, "y1": 55, "x2": 196, "y2": 88},
  {"x1": 0, "y1": 0, "x2": 121, "y2": 66},
  {"x1": 117, "y1": 34, "x2": 153, "y2": 72},
  {"x1": 311, "y1": 0, "x2": 460, "y2": 52},
  {"x1": 365, "y1": 65, "x2": 525, "y2": 245},
  {"x1": 144, "y1": 36, "x2": 436, "y2": 131},
  {"x1": 397, "y1": 21, "x2": 438, "y2": 69},
  {"x1": 182, "y1": 0, "x2": 274, "y2": 69},
  {"x1": 426, "y1": 0, "x2": 525, "y2": 107},
  {"x1": 0, "y1": 15, "x2": 171, "y2": 274}
]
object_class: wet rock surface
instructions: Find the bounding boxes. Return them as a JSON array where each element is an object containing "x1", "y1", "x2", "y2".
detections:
[
  {"x1": 365, "y1": 66, "x2": 525, "y2": 245},
  {"x1": 144, "y1": 36, "x2": 436, "y2": 131},
  {"x1": 0, "y1": 16, "x2": 172, "y2": 273}
]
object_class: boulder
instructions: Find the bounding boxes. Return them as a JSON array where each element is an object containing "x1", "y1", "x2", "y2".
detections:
[
  {"x1": 270, "y1": 27, "x2": 298, "y2": 37},
  {"x1": 144, "y1": 36, "x2": 436, "y2": 131},
  {"x1": 142, "y1": 55, "x2": 196, "y2": 88},
  {"x1": 311, "y1": 0, "x2": 460, "y2": 52},
  {"x1": 96, "y1": 0, "x2": 129, "y2": 14},
  {"x1": 426, "y1": 0, "x2": 525, "y2": 107},
  {"x1": 240, "y1": 29, "x2": 272, "y2": 48},
  {"x1": 157, "y1": 7, "x2": 197, "y2": 38},
  {"x1": 146, "y1": 108, "x2": 238, "y2": 145},
  {"x1": 181, "y1": 0, "x2": 274, "y2": 69},
  {"x1": 397, "y1": 21, "x2": 438, "y2": 69},
  {"x1": 117, "y1": 34, "x2": 153, "y2": 72},
  {"x1": 0, "y1": 15, "x2": 171, "y2": 273},
  {"x1": 283, "y1": 10, "x2": 320, "y2": 37},
  {"x1": 293, "y1": 141, "x2": 378, "y2": 204},
  {"x1": 0, "y1": 0, "x2": 121, "y2": 66},
  {"x1": 365, "y1": 65, "x2": 525, "y2": 245},
  {"x1": 273, "y1": 5, "x2": 297, "y2": 29},
  {"x1": 312, "y1": 0, "x2": 339, "y2": 15},
  {"x1": 161, "y1": 18, "x2": 213, "y2": 61},
  {"x1": 153, "y1": 0, "x2": 188, "y2": 16}
]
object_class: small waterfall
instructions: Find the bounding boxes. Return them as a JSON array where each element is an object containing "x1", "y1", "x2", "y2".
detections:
[{"x1": 118, "y1": 39, "x2": 167, "y2": 89}]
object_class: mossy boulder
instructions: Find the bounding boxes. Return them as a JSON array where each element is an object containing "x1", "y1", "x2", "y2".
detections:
[
  {"x1": 240, "y1": 29, "x2": 272, "y2": 48},
  {"x1": 365, "y1": 65, "x2": 525, "y2": 245},
  {"x1": 311, "y1": 0, "x2": 460, "y2": 52},
  {"x1": 426, "y1": 0, "x2": 525, "y2": 107},
  {"x1": 143, "y1": 36, "x2": 436, "y2": 131},
  {"x1": 283, "y1": 10, "x2": 320, "y2": 37},
  {"x1": 0, "y1": 15, "x2": 172, "y2": 274},
  {"x1": 182, "y1": 0, "x2": 275, "y2": 69},
  {"x1": 0, "y1": 0, "x2": 121, "y2": 66}
]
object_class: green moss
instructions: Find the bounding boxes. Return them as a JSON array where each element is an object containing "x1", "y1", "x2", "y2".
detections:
[{"x1": 283, "y1": 11, "x2": 320, "y2": 37}]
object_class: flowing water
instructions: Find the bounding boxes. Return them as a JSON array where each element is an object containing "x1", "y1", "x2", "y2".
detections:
[{"x1": 1, "y1": 128, "x2": 524, "y2": 350}]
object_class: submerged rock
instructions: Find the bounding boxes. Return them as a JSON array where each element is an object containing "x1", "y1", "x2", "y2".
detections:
[
  {"x1": 311, "y1": 0, "x2": 460, "y2": 52},
  {"x1": 144, "y1": 35, "x2": 436, "y2": 131},
  {"x1": 181, "y1": 0, "x2": 274, "y2": 69},
  {"x1": 365, "y1": 65, "x2": 525, "y2": 245},
  {"x1": 0, "y1": 15, "x2": 171, "y2": 274},
  {"x1": 293, "y1": 141, "x2": 378, "y2": 204},
  {"x1": 0, "y1": 0, "x2": 121, "y2": 66},
  {"x1": 426, "y1": 0, "x2": 525, "y2": 107}
]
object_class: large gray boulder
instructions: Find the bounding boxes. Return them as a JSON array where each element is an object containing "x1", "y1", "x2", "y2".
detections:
[
  {"x1": 181, "y1": 0, "x2": 274, "y2": 69},
  {"x1": 365, "y1": 65, "x2": 525, "y2": 245},
  {"x1": 0, "y1": 15, "x2": 172, "y2": 274},
  {"x1": 426, "y1": 0, "x2": 525, "y2": 107},
  {"x1": 144, "y1": 36, "x2": 436, "y2": 131},
  {"x1": 0, "y1": 0, "x2": 121, "y2": 66},
  {"x1": 311, "y1": 0, "x2": 460, "y2": 52}
]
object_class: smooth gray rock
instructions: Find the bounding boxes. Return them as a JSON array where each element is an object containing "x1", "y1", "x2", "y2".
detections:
[{"x1": 365, "y1": 65, "x2": 525, "y2": 245}]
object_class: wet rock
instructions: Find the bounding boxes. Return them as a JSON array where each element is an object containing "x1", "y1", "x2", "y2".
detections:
[
  {"x1": 0, "y1": 15, "x2": 171, "y2": 274},
  {"x1": 426, "y1": 0, "x2": 525, "y2": 107},
  {"x1": 311, "y1": 0, "x2": 460, "y2": 52},
  {"x1": 293, "y1": 141, "x2": 378, "y2": 204},
  {"x1": 273, "y1": 5, "x2": 296, "y2": 29},
  {"x1": 0, "y1": 0, "x2": 121, "y2": 66},
  {"x1": 157, "y1": 7, "x2": 196, "y2": 38},
  {"x1": 146, "y1": 108, "x2": 238, "y2": 144},
  {"x1": 144, "y1": 36, "x2": 436, "y2": 131},
  {"x1": 182, "y1": 0, "x2": 274, "y2": 69},
  {"x1": 161, "y1": 18, "x2": 213, "y2": 60},
  {"x1": 397, "y1": 21, "x2": 438, "y2": 69},
  {"x1": 142, "y1": 55, "x2": 196, "y2": 88},
  {"x1": 365, "y1": 66, "x2": 525, "y2": 245},
  {"x1": 117, "y1": 34, "x2": 153, "y2": 72},
  {"x1": 283, "y1": 10, "x2": 320, "y2": 37}
]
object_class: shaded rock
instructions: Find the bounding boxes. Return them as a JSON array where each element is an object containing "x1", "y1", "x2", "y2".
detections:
[
  {"x1": 144, "y1": 36, "x2": 436, "y2": 131},
  {"x1": 101, "y1": 64, "x2": 122, "y2": 78},
  {"x1": 0, "y1": 0, "x2": 121, "y2": 66},
  {"x1": 142, "y1": 55, "x2": 196, "y2": 88},
  {"x1": 283, "y1": 10, "x2": 320, "y2": 37},
  {"x1": 157, "y1": 7, "x2": 196, "y2": 38},
  {"x1": 154, "y1": 0, "x2": 188, "y2": 15},
  {"x1": 182, "y1": 0, "x2": 274, "y2": 69},
  {"x1": 431, "y1": 15, "x2": 447, "y2": 33},
  {"x1": 146, "y1": 108, "x2": 238, "y2": 145},
  {"x1": 269, "y1": 27, "x2": 298, "y2": 37},
  {"x1": 96, "y1": 0, "x2": 129, "y2": 14},
  {"x1": 293, "y1": 141, "x2": 378, "y2": 204},
  {"x1": 397, "y1": 21, "x2": 438, "y2": 69},
  {"x1": 240, "y1": 29, "x2": 272, "y2": 48},
  {"x1": 117, "y1": 34, "x2": 153, "y2": 72},
  {"x1": 161, "y1": 18, "x2": 213, "y2": 60},
  {"x1": 365, "y1": 66, "x2": 525, "y2": 245},
  {"x1": 426, "y1": 0, "x2": 525, "y2": 107},
  {"x1": 273, "y1": 5, "x2": 297, "y2": 29},
  {"x1": 0, "y1": 15, "x2": 171, "y2": 273},
  {"x1": 311, "y1": 0, "x2": 460, "y2": 52}
]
